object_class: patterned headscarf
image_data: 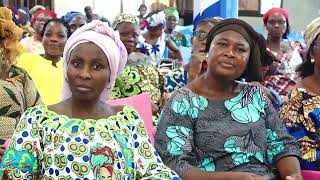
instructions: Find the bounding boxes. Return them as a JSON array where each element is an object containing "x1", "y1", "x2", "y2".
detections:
[
  {"x1": 163, "y1": 7, "x2": 179, "y2": 20},
  {"x1": 62, "y1": 20, "x2": 128, "y2": 100},
  {"x1": 304, "y1": 17, "x2": 320, "y2": 52},
  {"x1": 31, "y1": 9, "x2": 57, "y2": 24},
  {"x1": 62, "y1": 11, "x2": 85, "y2": 24},
  {"x1": 113, "y1": 13, "x2": 139, "y2": 29},
  {"x1": 12, "y1": 7, "x2": 30, "y2": 26},
  {"x1": 147, "y1": 11, "x2": 166, "y2": 27},
  {"x1": 0, "y1": 7, "x2": 23, "y2": 64}
]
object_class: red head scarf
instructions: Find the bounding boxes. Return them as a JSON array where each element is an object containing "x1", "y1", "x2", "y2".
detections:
[
  {"x1": 31, "y1": 9, "x2": 57, "y2": 23},
  {"x1": 263, "y1": 8, "x2": 288, "y2": 24}
]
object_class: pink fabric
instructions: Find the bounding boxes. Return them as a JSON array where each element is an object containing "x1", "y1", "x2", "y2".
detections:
[
  {"x1": 302, "y1": 170, "x2": 320, "y2": 180},
  {"x1": 4, "y1": 139, "x2": 10, "y2": 149},
  {"x1": 62, "y1": 20, "x2": 128, "y2": 101},
  {"x1": 106, "y1": 93, "x2": 155, "y2": 144}
]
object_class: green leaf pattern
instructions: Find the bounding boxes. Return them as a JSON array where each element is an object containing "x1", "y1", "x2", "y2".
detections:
[
  {"x1": 171, "y1": 96, "x2": 208, "y2": 120},
  {"x1": 166, "y1": 126, "x2": 192, "y2": 155}
]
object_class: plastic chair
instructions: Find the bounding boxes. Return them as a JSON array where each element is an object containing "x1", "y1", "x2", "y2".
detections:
[
  {"x1": 107, "y1": 93, "x2": 155, "y2": 144},
  {"x1": 302, "y1": 170, "x2": 320, "y2": 180}
]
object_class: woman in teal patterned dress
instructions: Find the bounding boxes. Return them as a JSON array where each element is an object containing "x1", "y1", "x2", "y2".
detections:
[
  {"x1": 164, "y1": 17, "x2": 222, "y2": 97},
  {"x1": 111, "y1": 14, "x2": 165, "y2": 123},
  {"x1": 155, "y1": 19, "x2": 301, "y2": 180},
  {"x1": 0, "y1": 21, "x2": 180, "y2": 179}
]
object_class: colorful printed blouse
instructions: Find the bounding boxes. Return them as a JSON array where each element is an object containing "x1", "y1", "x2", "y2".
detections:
[
  {"x1": 262, "y1": 41, "x2": 304, "y2": 97},
  {"x1": 17, "y1": 53, "x2": 63, "y2": 105},
  {"x1": 0, "y1": 65, "x2": 42, "y2": 147},
  {"x1": 166, "y1": 31, "x2": 189, "y2": 48},
  {"x1": 279, "y1": 88, "x2": 320, "y2": 170},
  {"x1": 111, "y1": 64, "x2": 164, "y2": 107},
  {"x1": 163, "y1": 67, "x2": 188, "y2": 97},
  {"x1": 155, "y1": 83, "x2": 300, "y2": 178},
  {"x1": 0, "y1": 105, "x2": 180, "y2": 179}
]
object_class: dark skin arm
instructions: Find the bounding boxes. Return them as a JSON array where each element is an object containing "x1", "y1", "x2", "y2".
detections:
[
  {"x1": 276, "y1": 156, "x2": 302, "y2": 180},
  {"x1": 165, "y1": 38, "x2": 183, "y2": 66},
  {"x1": 183, "y1": 168, "x2": 264, "y2": 180}
]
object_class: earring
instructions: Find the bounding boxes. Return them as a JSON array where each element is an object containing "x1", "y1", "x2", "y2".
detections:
[{"x1": 311, "y1": 58, "x2": 315, "y2": 63}]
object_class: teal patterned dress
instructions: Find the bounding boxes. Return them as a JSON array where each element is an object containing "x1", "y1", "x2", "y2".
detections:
[
  {"x1": 0, "y1": 105, "x2": 180, "y2": 179},
  {"x1": 155, "y1": 83, "x2": 300, "y2": 178}
]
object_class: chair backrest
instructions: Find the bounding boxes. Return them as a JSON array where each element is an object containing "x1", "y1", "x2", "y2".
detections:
[{"x1": 106, "y1": 93, "x2": 155, "y2": 144}]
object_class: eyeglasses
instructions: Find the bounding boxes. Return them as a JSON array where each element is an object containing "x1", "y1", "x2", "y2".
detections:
[
  {"x1": 193, "y1": 30, "x2": 207, "y2": 41},
  {"x1": 267, "y1": 19, "x2": 286, "y2": 25}
]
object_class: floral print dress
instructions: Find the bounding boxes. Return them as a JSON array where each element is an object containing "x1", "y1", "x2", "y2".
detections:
[
  {"x1": 155, "y1": 83, "x2": 300, "y2": 178},
  {"x1": 280, "y1": 88, "x2": 320, "y2": 170},
  {"x1": 0, "y1": 105, "x2": 180, "y2": 180}
]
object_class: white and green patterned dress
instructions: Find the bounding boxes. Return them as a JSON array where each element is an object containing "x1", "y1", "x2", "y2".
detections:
[
  {"x1": 0, "y1": 105, "x2": 180, "y2": 180},
  {"x1": 155, "y1": 83, "x2": 300, "y2": 178}
]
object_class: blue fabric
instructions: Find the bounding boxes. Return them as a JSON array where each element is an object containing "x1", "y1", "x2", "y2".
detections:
[{"x1": 62, "y1": 11, "x2": 84, "y2": 23}]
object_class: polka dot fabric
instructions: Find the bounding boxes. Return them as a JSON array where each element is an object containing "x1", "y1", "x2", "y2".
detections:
[{"x1": 0, "y1": 105, "x2": 180, "y2": 179}]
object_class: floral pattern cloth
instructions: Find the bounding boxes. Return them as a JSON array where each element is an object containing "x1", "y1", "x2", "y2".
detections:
[
  {"x1": 0, "y1": 65, "x2": 42, "y2": 147},
  {"x1": 166, "y1": 31, "x2": 189, "y2": 48},
  {"x1": 164, "y1": 67, "x2": 188, "y2": 97},
  {"x1": 155, "y1": 83, "x2": 300, "y2": 177},
  {"x1": 138, "y1": 33, "x2": 167, "y2": 65},
  {"x1": 111, "y1": 64, "x2": 164, "y2": 108},
  {"x1": 279, "y1": 88, "x2": 320, "y2": 170},
  {"x1": 0, "y1": 105, "x2": 180, "y2": 179}
]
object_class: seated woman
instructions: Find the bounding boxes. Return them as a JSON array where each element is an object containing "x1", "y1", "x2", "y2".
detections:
[
  {"x1": 17, "y1": 19, "x2": 70, "y2": 105},
  {"x1": 280, "y1": 17, "x2": 320, "y2": 171},
  {"x1": 155, "y1": 19, "x2": 302, "y2": 180},
  {"x1": 0, "y1": 20, "x2": 180, "y2": 179},
  {"x1": 62, "y1": 11, "x2": 87, "y2": 34},
  {"x1": 111, "y1": 14, "x2": 165, "y2": 123},
  {"x1": 0, "y1": 7, "x2": 42, "y2": 159},
  {"x1": 261, "y1": 8, "x2": 305, "y2": 97},
  {"x1": 139, "y1": 11, "x2": 183, "y2": 66},
  {"x1": 164, "y1": 17, "x2": 222, "y2": 97},
  {"x1": 20, "y1": 9, "x2": 57, "y2": 54}
]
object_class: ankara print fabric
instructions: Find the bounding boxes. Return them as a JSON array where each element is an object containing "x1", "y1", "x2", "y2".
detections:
[
  {"x1": 155, "y1": 83, "x2": 300, "y2": 177},
  {"x1": 0, "y1": 105, "x2": 180, "y2": 180}
]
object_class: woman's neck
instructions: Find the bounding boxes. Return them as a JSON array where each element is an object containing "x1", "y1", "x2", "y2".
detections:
[
  {"x1": 165, "y1": 28, "x2": 173, "y2": 34},
  {"x1": 70, "y1": 98, "x2": 105, "y2": 119},
  {"x1": 194, "y1": 72, "x2": 237, "y2": 99},
  {"x1": 42, "y1": 53, "x2": 61, "y2": 66},
  {"x1": 34, "y1": 33, "x2": 42, "y2": 42},
  {"x1": 267, "y1": 36, "x2": 282, "y2": 51}
]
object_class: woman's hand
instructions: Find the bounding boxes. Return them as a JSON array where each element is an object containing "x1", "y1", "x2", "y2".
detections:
[
  {"x1": 188, "y1": 52, "x2": 207, "y2": 82},
  {"x1": 0, "y1": 148, "x2": 5, "y2": 161},
  {"x1": 285, "y1": 174, "x2": 303, "y2": 180}
]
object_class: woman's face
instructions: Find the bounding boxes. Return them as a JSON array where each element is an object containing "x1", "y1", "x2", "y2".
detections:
[
  {"x1": 207, "y1": 30, "x2": 250, "y2": 80},
  {"x1": 265, "y1": 13, "x2": 287, "y2": 38},
  {"x1": 33, "y1": 13, "x2": 53, "y2": 34},
  {"x1": 67, "y1": 42, "x2": 110, "y2": 101},
  {"x1": 166, "y1": 16, "x2": 177, "y2": 31},
  {"x1": 192, "y1": 22, "x2": 215, "y2": 53},
  {"x1": 149, "y1": 24, "x2": 163, "y2": 38},
  {"x1": 118, "y1": 22, "x2": 139, "y2": 54},
  {"x1": 69, "y1": 16, "x2": 86, "y2": 34},
  {"x1": 42, "y1": 22, "x2": 68, "y2": 56}
]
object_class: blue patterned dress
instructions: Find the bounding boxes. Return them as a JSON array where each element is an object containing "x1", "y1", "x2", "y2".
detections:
[
  {"x1": 0, "y1": 105, "x2": 180, "y2": 179},
  {"x1": 155, "y1": 83, "x2": 300, "y2": 178}
]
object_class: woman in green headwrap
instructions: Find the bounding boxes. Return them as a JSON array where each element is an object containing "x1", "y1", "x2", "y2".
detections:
[
  {"x1": 110, "y1": 13, "x2": 165, "y2": 126},
  {"x1": 164, "y1": 7, "x2": 189, "y2": 48}
]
